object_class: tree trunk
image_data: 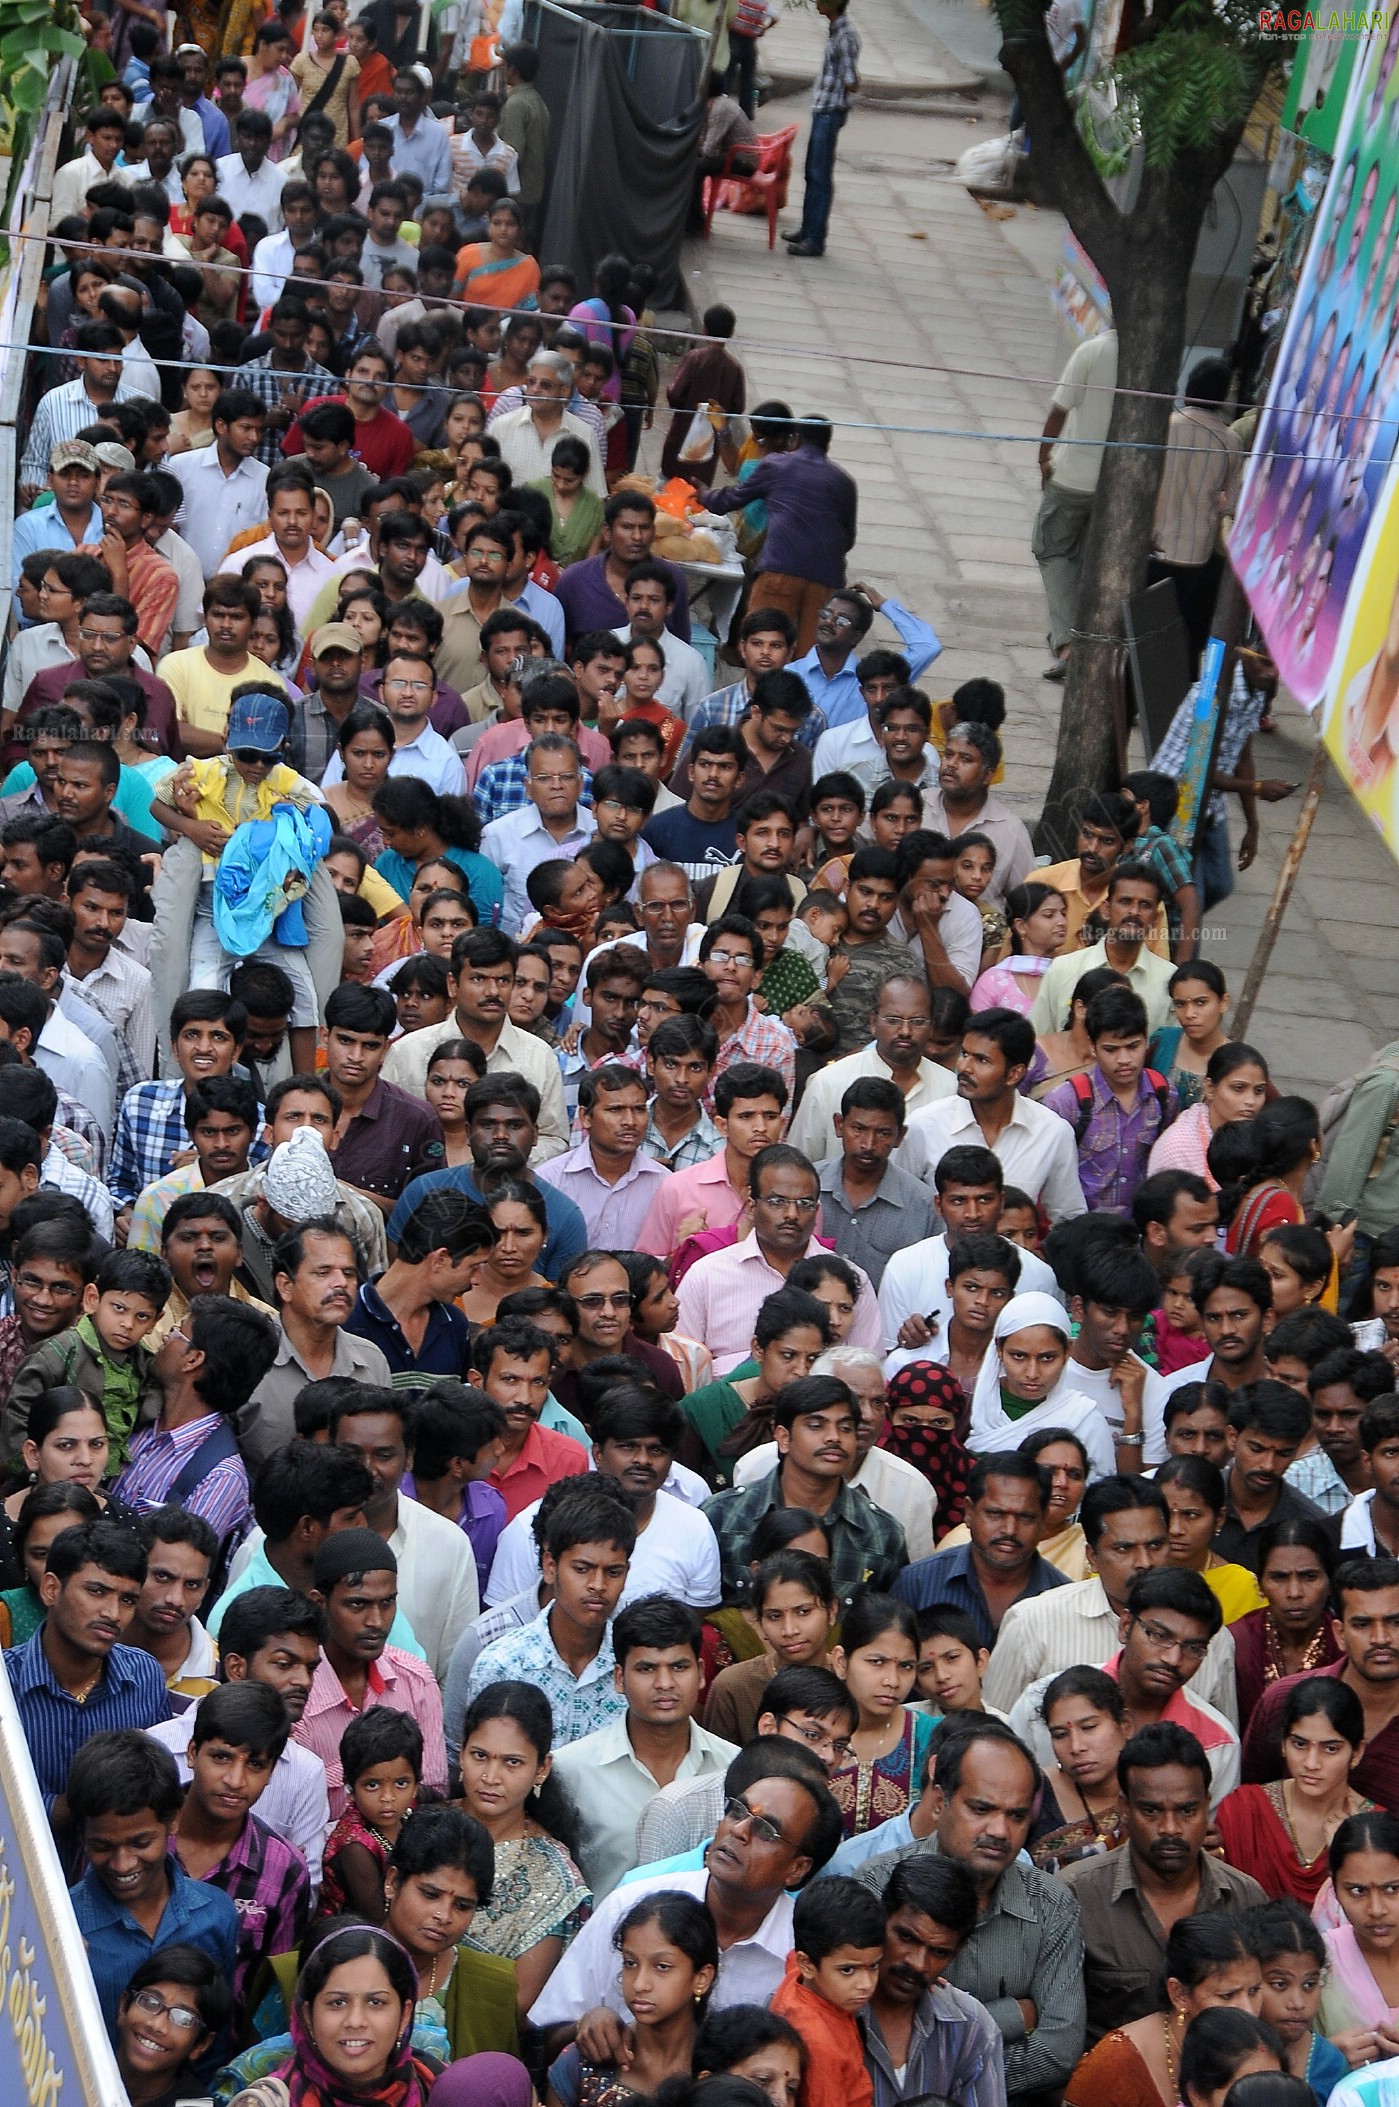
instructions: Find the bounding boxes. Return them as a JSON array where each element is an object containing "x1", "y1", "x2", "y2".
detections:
[
  {"x1": 1034, "y1": 179, "x2": 1199, "y2": 853},
  {"x1": 998, "y1": 24, "x2": 1260, "y2": 849}
]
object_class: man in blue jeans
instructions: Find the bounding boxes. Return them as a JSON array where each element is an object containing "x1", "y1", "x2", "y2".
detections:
[{"x1": 786, "y1": 0, "x2": 861, "y2": 258}]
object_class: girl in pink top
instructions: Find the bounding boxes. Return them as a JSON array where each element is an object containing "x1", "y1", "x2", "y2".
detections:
[
  {"x1": 1146, "y1": 1040, "x2": 1271, "y2": 1187},
  {"x1": 569, "y1": 256, "x2": 636, "y2": 404},
  {"x1": 970, "y1": 880, "x2": 1069, "y2": 1015}
]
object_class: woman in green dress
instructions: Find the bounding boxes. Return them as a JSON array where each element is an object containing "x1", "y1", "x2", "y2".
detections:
[
  {"x1": 457, "y1": 1681, "x2": 591, "y2": 2025},
  {"x1": 532, "y1": 436, "x2": 605, "y2": 569},
  {"x1": 0, "y1": 1481, "x2": 101, "y2": 1646},
  {"x1": 679, "y1": 1287, "x2": 832, "y2": 1484},
  {"x1": 1148, "y1": 959, "x2": 1231, "y2": 1111}
]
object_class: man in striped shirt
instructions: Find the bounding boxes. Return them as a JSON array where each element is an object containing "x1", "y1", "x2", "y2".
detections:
[{"x1": 19, "y1": 322, "x2": 137, "y2": 501}]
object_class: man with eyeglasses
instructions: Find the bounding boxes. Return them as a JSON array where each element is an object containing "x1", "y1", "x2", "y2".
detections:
[
  {"x1": 1059, "y1": 1718, "x2": 1260, "y2": 2045},
  {"x1": 531, "y1": 1737, "x2": 841, "y2": 2040},
  {"x1": 699, "y1": 914, "x2": 797, "y2": 1112},
  {"x1": 554, "y1": 1250, "x2": 685, "y2": 1407},
  {"x1": 480, "y1": 732, "x2": 596, "y2": 936},
  {"x1": 635, "y1": 1662, "x2": 857, "y2": 1865},
  {"x1": 17, "y1": 593, "x2": 182, "y2": 767},
  {"x1": 676, "y1": 1144, "x2": 882, "y2": 1376},
  {"x1": 322, "y1": 649, "x2": 466, "y2": 800},
  {"x1": 1013, "y1": 1567, "x2": 1240, "y2": 1819}
]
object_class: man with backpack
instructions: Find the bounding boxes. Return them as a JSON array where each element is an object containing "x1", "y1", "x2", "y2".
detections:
[
  {"x1": 1042, "y1": 986, "x2": 1178, "y2": 1216},
  {"x1": 114, "y1": 1293, "x2": 281, "y2": 1553}
]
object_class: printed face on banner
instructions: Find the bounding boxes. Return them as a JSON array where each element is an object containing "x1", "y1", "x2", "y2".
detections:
[{"x1": 1230, "y1": 17, "x2": 1399, "y2": 710}]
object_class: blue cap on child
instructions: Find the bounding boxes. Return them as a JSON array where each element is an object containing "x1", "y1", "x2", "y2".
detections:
[{"x1": 226, "y1": 692, "x2": 290, "y2": 753}]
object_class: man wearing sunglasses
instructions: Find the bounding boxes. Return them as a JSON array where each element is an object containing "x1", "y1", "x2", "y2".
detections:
[{"x1": 530, "y1": 1737, "x2": 842, "y2": 2047}]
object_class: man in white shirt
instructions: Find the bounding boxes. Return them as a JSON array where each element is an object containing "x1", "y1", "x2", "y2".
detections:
[
  {"x1": 249, "y1": 183, "x2": 321, "y2": 310},
  {"x1": 888, "y1": 834, "x2": 984, "y2": 995},
  {"x1": 322, "y1": 649, "x2": 466, "y2": 798},
  {"x1": 983, "y1": 1476, "x2": 1238, "y2": 1726},
  {"x1": 1066, "y1": 1238, "x2": 1173, "y2": 1466},
  {"x1": 216, "y1": 110, "x2": 286, "y2": 234},
  {"x1": 612, "y1": 565, "x2": 710, "y2": 721},
  {"x1": 492, "y1": 351, "x2": 607, "y2": 496},
  {"x1": 96, "y1": 285, "x2": 162, "y2": 403},
  {"x1": 898, "y1": 1009, "x2": 1087, "y2": 1223},
  {"x1": 218, "y1": 472, "x2": 335, "y2": 635},
  {"x1": 528, "y1": 1740, "x2": 839, "y2": 2029},
  {"x1": 381, "y1": 932, "x2": 568, "y2": 1160},
  {"x1": 33, "y1": 989, "x2": 115, "y2": 1140},
  {"x1": 169, "y1": 394, "x2": 271, "y2": 581},
  {"x1": 552, "y1": 1598, "x2": 737, "y2": 1899},
  {"x1": 487, "y1": 1390, "x2": 722, "y2": 1609},
  {"x1": 788, "y1": 972, "x2": 955, "y2": 1165},
  {"x1": 52, "y1": 105, "x2": 133, "y2": 221},
  {"x1": 480, "y1": 734, "x2": 597, "y2": 935},
  {"x1": 326, "y1": 1389, "x2": 478, "y2": 1683}
]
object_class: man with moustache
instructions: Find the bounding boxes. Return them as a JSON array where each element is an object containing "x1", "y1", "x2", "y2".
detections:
[
  {"x1": 1058, "y1": 1721, "x2": 1265, "y2": 2045},
  {"x1": 850, "y1": 1718, "x2": 1085, "y2": 2104},
  {"x1": 1242, "y1": 1555, "x2": 1399, "y2": 1804},
  {"x1": 241, "y1": 1211, "x2": 392, "y2": 1466},
  {"x1": 860, "y1": 1856, "x2": 1006, "y2": 2107}
]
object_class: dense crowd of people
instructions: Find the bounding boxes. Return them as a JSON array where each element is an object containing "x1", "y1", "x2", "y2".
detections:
[{"x1": 8, "y1": 14, "x2": 1399, "y2": 2107}]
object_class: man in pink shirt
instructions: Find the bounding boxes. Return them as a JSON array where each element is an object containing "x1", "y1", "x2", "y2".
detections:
[
  {"x1": 636, "y1": 1060, "x2": 789, "y2": 1259},
  {"x1": 469, "y1": 1315, "x2": 589, "y2": 1519},
  {"x1": 295, "y1": 1529, "x2": 446, "y2": 1817},
  {"x1": 675, "y1": 1144, "x2": 882, "y2": 1375},
  {"x1": 465, "y1": 667, "x2": 610, "y2": 793}
]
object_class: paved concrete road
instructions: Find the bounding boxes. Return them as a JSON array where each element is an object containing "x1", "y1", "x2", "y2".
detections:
[{"x1": 647, "y1": 0, "x2": 1399, "y2": 1096}]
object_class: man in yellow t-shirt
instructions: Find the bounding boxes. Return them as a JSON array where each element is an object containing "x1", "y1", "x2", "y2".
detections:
[{"x1": 158, "y1": 575, "x2": 289, "y2": 757}]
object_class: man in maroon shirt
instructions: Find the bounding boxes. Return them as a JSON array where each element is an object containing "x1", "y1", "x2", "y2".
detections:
[
  {"x1": 1241, "y1": 1554, "x2": 1399, "y2": 1807},
  {"x1": 282, "y1": 343, "x2": 415, "y2": 480},
  {"x1": 552, "y1": 1249, "x2": 685, "y2": 1411},
  {"x1": 554, "y1": 490, "x2": 692, "y2": 644},
  {"x1": 14, "y1": 592, "x2": 180, "y2": 766}
]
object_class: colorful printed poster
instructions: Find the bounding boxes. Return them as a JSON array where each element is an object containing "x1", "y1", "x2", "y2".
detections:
[
  {"x1": 1229, "y1": 18, "x2": 1399, "y2": 711},
  {"x1": 1281, "y1": 27, "x2": 1361, "y2": 154},
  {"x1": 1318, "y1": 457, "x2": 1399, "y2": 843}
]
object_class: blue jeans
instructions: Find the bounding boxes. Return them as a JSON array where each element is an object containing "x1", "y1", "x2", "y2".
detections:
[
  {"x1": 1194, "y1": 810, "x2": 1235, "y2": 913},
  {"x1": 798, "y1": 108, "x2": 847, "y2": 251}
]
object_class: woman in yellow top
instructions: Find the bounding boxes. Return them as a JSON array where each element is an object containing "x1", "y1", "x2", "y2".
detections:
[{"x1": 1158, "y1": 1453, "x2": 1266, "y2": 1623}]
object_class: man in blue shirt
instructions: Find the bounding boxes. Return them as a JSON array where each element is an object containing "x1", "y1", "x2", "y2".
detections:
[
  {"x1": 893, "y1": 1452, "x2": 1069, "y2": 1650},
  {"x1": 386, "y1": 1072, "x2": 587, "y2": 1280},
  {"x1": 345, "y1": 1186, "x2": 491, "y2": 1380},
  {"x1": 6, "y1": 1517, "x2": 169, "y2": 1826},
  {"x1": 12, "y1": 441, "x2": 104, "y2": 614},
  {"x1": 67, "y1": 1729, "x2": 238, "y2": 2045},
  {"x1": 386, "y1": 64, "x2": 452, "y2": 194},
  {"x1": 176, "y1": 45, "x2": 231, "y2": 159}
]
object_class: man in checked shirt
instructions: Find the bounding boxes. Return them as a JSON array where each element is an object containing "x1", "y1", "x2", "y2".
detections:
[{"x1": 785, "y1": 0, "x2": 860, "y2": 258}]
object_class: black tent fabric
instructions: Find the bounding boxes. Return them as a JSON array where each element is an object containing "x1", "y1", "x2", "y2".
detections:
[{"x1": 530, "y1": 2, "x2": 706, "y2": 308}]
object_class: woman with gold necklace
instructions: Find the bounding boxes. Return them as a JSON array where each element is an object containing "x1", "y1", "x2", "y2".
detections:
[
  {"x1": 1065, "y1": 1916, "x2": 1264, "y2": 2107},
  {"x1": 1215, "y1": 1679, "x2": 1373, "y2": 1908},
  {"x1": 1232, "y1": 1520, "x2": 1343, "y2": 1722}
]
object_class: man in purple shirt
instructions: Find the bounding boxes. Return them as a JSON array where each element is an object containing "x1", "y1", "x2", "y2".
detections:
[
  {"x1": 16, "y1": 591, "x2": 181, "y2": 763},
  {"x1": 705, "y1": 417, "x2": 858, "y2": 656},
  {"x1": 554, "y1": 489, "x2": 692, "y2": 643},
  {"x1": 1042, "y1": 985, "x2": 1177, "y2": 1217}
]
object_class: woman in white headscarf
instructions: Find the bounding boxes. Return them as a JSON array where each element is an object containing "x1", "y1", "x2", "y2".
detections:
[{"x1": 966, "y1": 1290, "x2": 1116, "y2": 1479}]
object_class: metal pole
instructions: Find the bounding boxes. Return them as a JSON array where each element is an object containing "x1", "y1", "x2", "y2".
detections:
[{"x1": 1231, "y1": 742, "x2": 1327, "y2": 1043}]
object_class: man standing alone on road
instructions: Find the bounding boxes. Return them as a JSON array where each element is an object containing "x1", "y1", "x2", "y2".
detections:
[{"x1": 1032, "y1": 327, "x2": 1118, "y2": 682}]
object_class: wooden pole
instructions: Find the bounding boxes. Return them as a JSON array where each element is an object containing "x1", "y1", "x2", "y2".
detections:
[{"x1": 1231, "y1": 742, "x2": 1327, "y2": 1043}]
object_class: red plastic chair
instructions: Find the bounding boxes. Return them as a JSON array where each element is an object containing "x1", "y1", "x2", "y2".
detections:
[{"x1": 702, "y1": 125, "x2": 799, "y2": 249}]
